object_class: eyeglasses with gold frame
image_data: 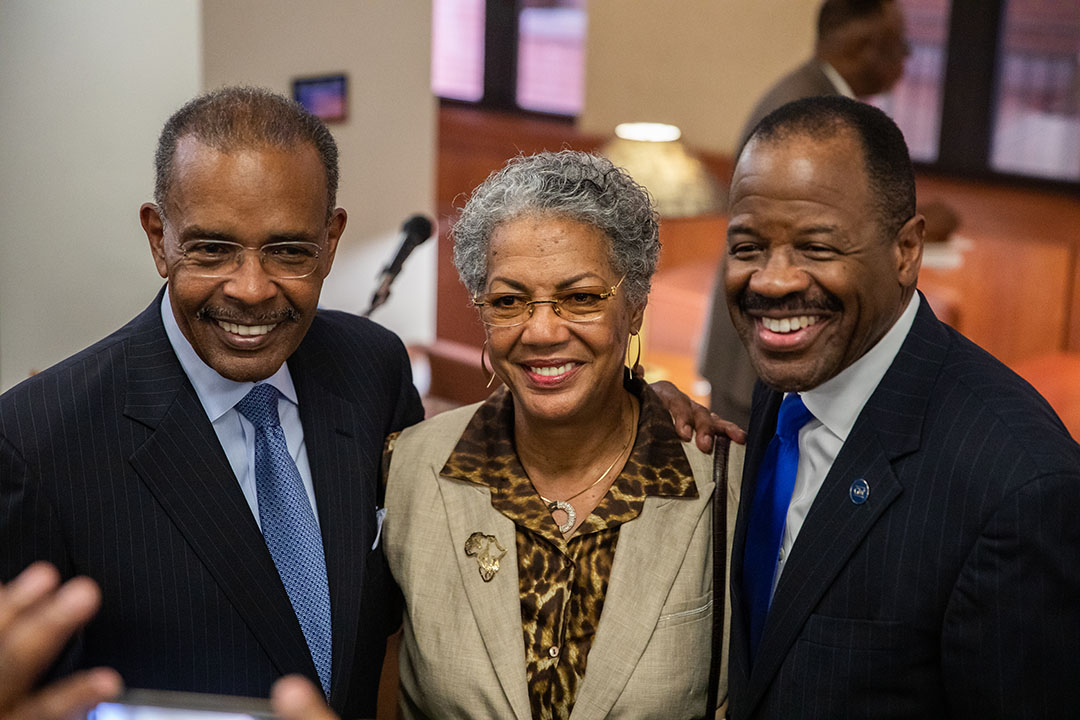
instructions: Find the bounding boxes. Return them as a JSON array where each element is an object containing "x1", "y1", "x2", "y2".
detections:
[
  {"x1": 472, "y1": 276, "x2": 625, "y2": 327},
  {"x1": 176, "y1": 239, "x2": 324, "y2": 279}
]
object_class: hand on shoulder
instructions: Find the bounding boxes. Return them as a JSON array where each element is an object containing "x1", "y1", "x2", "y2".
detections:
[{"x1": 649, "y1": 379, "x2": 747, "y2": 452}]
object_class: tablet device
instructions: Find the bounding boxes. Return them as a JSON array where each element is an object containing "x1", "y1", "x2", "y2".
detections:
[{"x1": 89, "y1": 689, "x2": 276, "y2": 719}]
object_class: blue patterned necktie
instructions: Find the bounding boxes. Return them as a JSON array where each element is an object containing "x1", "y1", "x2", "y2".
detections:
[
  {"x1": 743, "y1": 392, "x2": 814, "y2": 661},
  {"x1": 235, "y1": 383, "x2": 332, "y2": 697}
]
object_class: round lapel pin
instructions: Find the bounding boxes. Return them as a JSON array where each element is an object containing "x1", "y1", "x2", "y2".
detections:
[{"x1": 849, "y1": 478, "x2": 870, "y2": 505}]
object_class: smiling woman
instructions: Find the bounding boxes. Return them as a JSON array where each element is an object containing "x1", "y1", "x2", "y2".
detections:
[
  {"x1": 478, "y1": 214, "x2": 638, "y2": 429},
  {"x1": 380, "y1": 150, "x2": 743, "y2": 720}
]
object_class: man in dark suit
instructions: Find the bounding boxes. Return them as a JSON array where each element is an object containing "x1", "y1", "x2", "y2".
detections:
[
  {"x1": 702, "y1": 0, "x2": 909, "y2": 429},
  {"x1": 0, "y1": 87, "x2": 423, "y2": 717},
  {"x1": 723, "y1": 96, "x2": 1080, "y2": 718}
]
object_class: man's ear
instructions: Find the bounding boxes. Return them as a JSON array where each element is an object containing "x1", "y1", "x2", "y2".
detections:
[
  {"x1": 141, "y1": 203, "x2": 169, "y2": 279},
  {"x1": 895, "y1": 213, "x2": 924, "y2": 287},
  {"x1": 321, "y1": 207, "x2": 347, "y2": 277}
]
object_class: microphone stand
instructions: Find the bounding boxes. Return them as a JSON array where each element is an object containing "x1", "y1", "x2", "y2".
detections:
[
  {"x1": 363, "y1": 279, "x2": 392, "y2": 317},
  {"x1": 363, "y1": 214, "x2": 434, "y2": 317}
]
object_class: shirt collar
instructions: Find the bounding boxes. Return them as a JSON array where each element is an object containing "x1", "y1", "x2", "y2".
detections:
[
  {"x1": 160, "y1": 286, "x2": 298, "y2": 422},
  {"x1": 820, "y1": 61, "x2": 857, "y2": 99},
  {"x1": 801, "y1": 293, "x2": 919, "y2": 441},
  {"x1": 440, "y1": 378, "x2": 697, "y2": 544}
]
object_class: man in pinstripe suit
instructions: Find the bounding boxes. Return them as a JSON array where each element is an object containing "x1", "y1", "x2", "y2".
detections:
[
  {"x1": 0, "y1": 88, "x2": 423, "y2": 717},
  {"x1": 723, "y1": 96, "x2": 1080, "y2": 718}
]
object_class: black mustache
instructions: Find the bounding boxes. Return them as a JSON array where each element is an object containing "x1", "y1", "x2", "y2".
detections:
[
  {"x1": 197, "y1": 306, "x2": 301, "y2": 324},
  {"x1": 738, "y1": 290, "x2": 842, "y2": 314}
]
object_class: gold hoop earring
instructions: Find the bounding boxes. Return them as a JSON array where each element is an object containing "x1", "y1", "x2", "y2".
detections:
[
  {"x1": 627, "y1": 332, "x2": 641, "y2": 373},
  {"x1": 480, "y1": 340, "x2": 498, "y2": 389}
]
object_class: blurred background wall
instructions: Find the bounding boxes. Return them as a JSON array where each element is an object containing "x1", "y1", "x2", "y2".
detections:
[
  {"x1": 581, "y1": 0, "x2": 819, "y2": 154},
  {"x1": 0, "y1": 0, "x2": 201, "y2": 391}
]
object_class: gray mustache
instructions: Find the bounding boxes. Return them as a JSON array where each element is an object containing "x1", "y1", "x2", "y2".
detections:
[{"x1": 196, "y1": 306, "x2": 301, "y2": 324}]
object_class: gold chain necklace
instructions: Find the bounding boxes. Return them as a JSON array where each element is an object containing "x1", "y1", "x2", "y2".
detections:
[{"x1": 537, "y1": 408, "x2": 637, "y2": 535}]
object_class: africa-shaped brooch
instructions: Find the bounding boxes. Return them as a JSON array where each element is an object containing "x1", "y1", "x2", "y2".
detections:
[{"x1": 464, "y1": 531, "x2": 507, "y2": 582}]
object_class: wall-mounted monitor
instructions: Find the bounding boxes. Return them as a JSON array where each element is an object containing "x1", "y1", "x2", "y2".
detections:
[{"x1": 292, "y1": 74, "x2": 348, "y2": 123}]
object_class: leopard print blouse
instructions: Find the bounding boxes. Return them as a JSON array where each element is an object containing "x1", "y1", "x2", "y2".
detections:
[{"x1": 435, "y1": 378, "x2": 697, "y2": 720}]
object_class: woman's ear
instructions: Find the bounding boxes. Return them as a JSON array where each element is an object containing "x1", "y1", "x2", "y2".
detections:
[{"x1": 629, "y1": 301, "x2": 646, "y2": 336}]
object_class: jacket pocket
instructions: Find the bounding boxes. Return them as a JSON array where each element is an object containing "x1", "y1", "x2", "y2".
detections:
[{"x1": 656, "y1": 591, "x2": 712, "y2": 628}]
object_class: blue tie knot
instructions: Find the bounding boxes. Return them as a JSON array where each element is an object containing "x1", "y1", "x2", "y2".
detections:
[
  {"x1": 235, "y1": 384, "x2": 281, "y2": 430},
  {"x1": 776, "y1": 393, "x2": 813, "y2": 442}
]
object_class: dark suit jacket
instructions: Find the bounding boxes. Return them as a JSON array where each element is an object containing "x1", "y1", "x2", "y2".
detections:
[
  {"x1": 728, "y1": 297, "x2": 1080, "y2": 719},
  {"x1": 0, "y1": 290, "x2": 424, "y2": 718},
  {"x1": 734, "y1": 59, "x2": 839, "y2": 158},
  {"x1": 700, "y1": 60, "x2": 839, "y2": 429}
]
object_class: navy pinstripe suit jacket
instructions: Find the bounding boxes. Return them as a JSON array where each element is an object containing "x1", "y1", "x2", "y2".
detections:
[
  {"x1": 728, "y1": 296, "x2": 1080, "y2": 719},
  {"x1": 0, "y1": 290, "x2": 423, "y2": 718}
]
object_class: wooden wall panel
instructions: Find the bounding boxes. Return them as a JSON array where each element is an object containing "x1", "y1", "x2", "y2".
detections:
[
  {"x1": 1069, "y1": 252, "x2": 1080, "y2": 352},
  {"x1": 919, "y1": 235, "x2": 1072, "y2": 366}
]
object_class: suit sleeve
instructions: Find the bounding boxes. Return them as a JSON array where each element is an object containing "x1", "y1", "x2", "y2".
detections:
[
  {"x1": 941, "y1": 471, "x2": 1080, "y2": 718},
  {"x1": 0, "y1": 432, "x2": 85, "y2": 678},
  {"x1": 388, "y1": 344, "x2": 424, "y2": 435},
  {"x1": 0, "y1": 434, "x2": 72, "y2": 582}
]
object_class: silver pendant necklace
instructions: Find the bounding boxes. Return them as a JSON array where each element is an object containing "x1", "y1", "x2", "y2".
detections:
[{"x1": 538, "y1": 416, "x2": 636, "y2": 535}]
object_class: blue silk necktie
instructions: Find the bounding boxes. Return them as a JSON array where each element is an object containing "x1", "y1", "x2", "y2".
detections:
[
  {"x1": 236, "y1": 384, "x2": 333, "y2": 697},
  {"x1": 743, "y1": 392, "x2": 814, "y2": 661}
]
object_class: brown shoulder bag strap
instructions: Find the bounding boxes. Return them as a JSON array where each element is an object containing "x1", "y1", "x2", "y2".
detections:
[{"x1": 705, "y1": 435, "x2": 730, "y2": 718}]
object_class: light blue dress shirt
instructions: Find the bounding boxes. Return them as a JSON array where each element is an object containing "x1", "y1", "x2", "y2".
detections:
[{"x1": 160, "y1": 288, "x2": 320, "y2": 529}]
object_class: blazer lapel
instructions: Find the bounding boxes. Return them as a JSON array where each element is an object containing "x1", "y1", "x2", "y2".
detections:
[
  {"x1": 439, "y1": 476, "x2": 533, "y2": 720},
  {"x1": 570, "y1": 484, "x2": 712, "y2": 720},
  {"x1": 742, "y1": 431, "x2": 902, "y2": 712},
  {"x1": 291, "y1": 368, "x2": 371, "y2": 708},
  {"x1": 123, "y1": 302, "x2": 316, "y2": 681}
]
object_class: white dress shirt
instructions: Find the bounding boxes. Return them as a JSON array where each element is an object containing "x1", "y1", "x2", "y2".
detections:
[
  {"x1": 772, "y1": 293, "x2": 919, "y2": 591},
  {"x1": 820, "y1": 61, "x2": 857, "y2": 99},
  {"x1": 160, "y1": 288, "x2": 319, "y2": 529}
]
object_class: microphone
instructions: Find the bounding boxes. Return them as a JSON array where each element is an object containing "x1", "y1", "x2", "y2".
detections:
[{"x1": 364, "y1": 214, "x2": 434, "y2": 316}]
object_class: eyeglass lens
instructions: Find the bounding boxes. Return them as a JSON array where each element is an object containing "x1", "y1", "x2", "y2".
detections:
[
  {"x1": 179, "y1": 240, "x2": 321, "y2": 278},
  {"x1": 478, "y1": 286, "x2": 615, "y2": 326}
]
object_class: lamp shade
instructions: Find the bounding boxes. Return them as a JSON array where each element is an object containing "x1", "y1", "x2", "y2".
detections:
[{"x1": 600, "y1": 123, "x2": 723, "y2": 218}]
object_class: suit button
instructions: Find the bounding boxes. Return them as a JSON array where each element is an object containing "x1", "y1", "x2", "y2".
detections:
[{"x1": 548, "y1": 646, "x2": 560, "y2": 658}]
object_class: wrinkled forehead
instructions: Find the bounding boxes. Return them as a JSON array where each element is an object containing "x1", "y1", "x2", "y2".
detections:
[{"x1": 165, "y1": 136, "x2": 326, "y2": 206}]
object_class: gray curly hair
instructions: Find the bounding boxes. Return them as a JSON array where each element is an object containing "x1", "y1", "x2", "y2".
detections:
[{"x1": 452, "y1": 150, "x2": 660, "y2": 306}]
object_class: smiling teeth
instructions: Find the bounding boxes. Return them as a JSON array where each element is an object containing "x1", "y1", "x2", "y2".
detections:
[
  {"x1": 762, "y1": 315, "x2": 818, "y2": 333},
  {"x1": 217, "y1": 321, "x2": 276, "y2": 336},
  {"x1": 530, "y1": 363, "x2": 575, "y2": 377}
]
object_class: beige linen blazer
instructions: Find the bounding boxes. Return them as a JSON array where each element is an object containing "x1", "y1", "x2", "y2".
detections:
[{"x1": 383, "y1": 402, "x2": 743, "y2": 720}]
